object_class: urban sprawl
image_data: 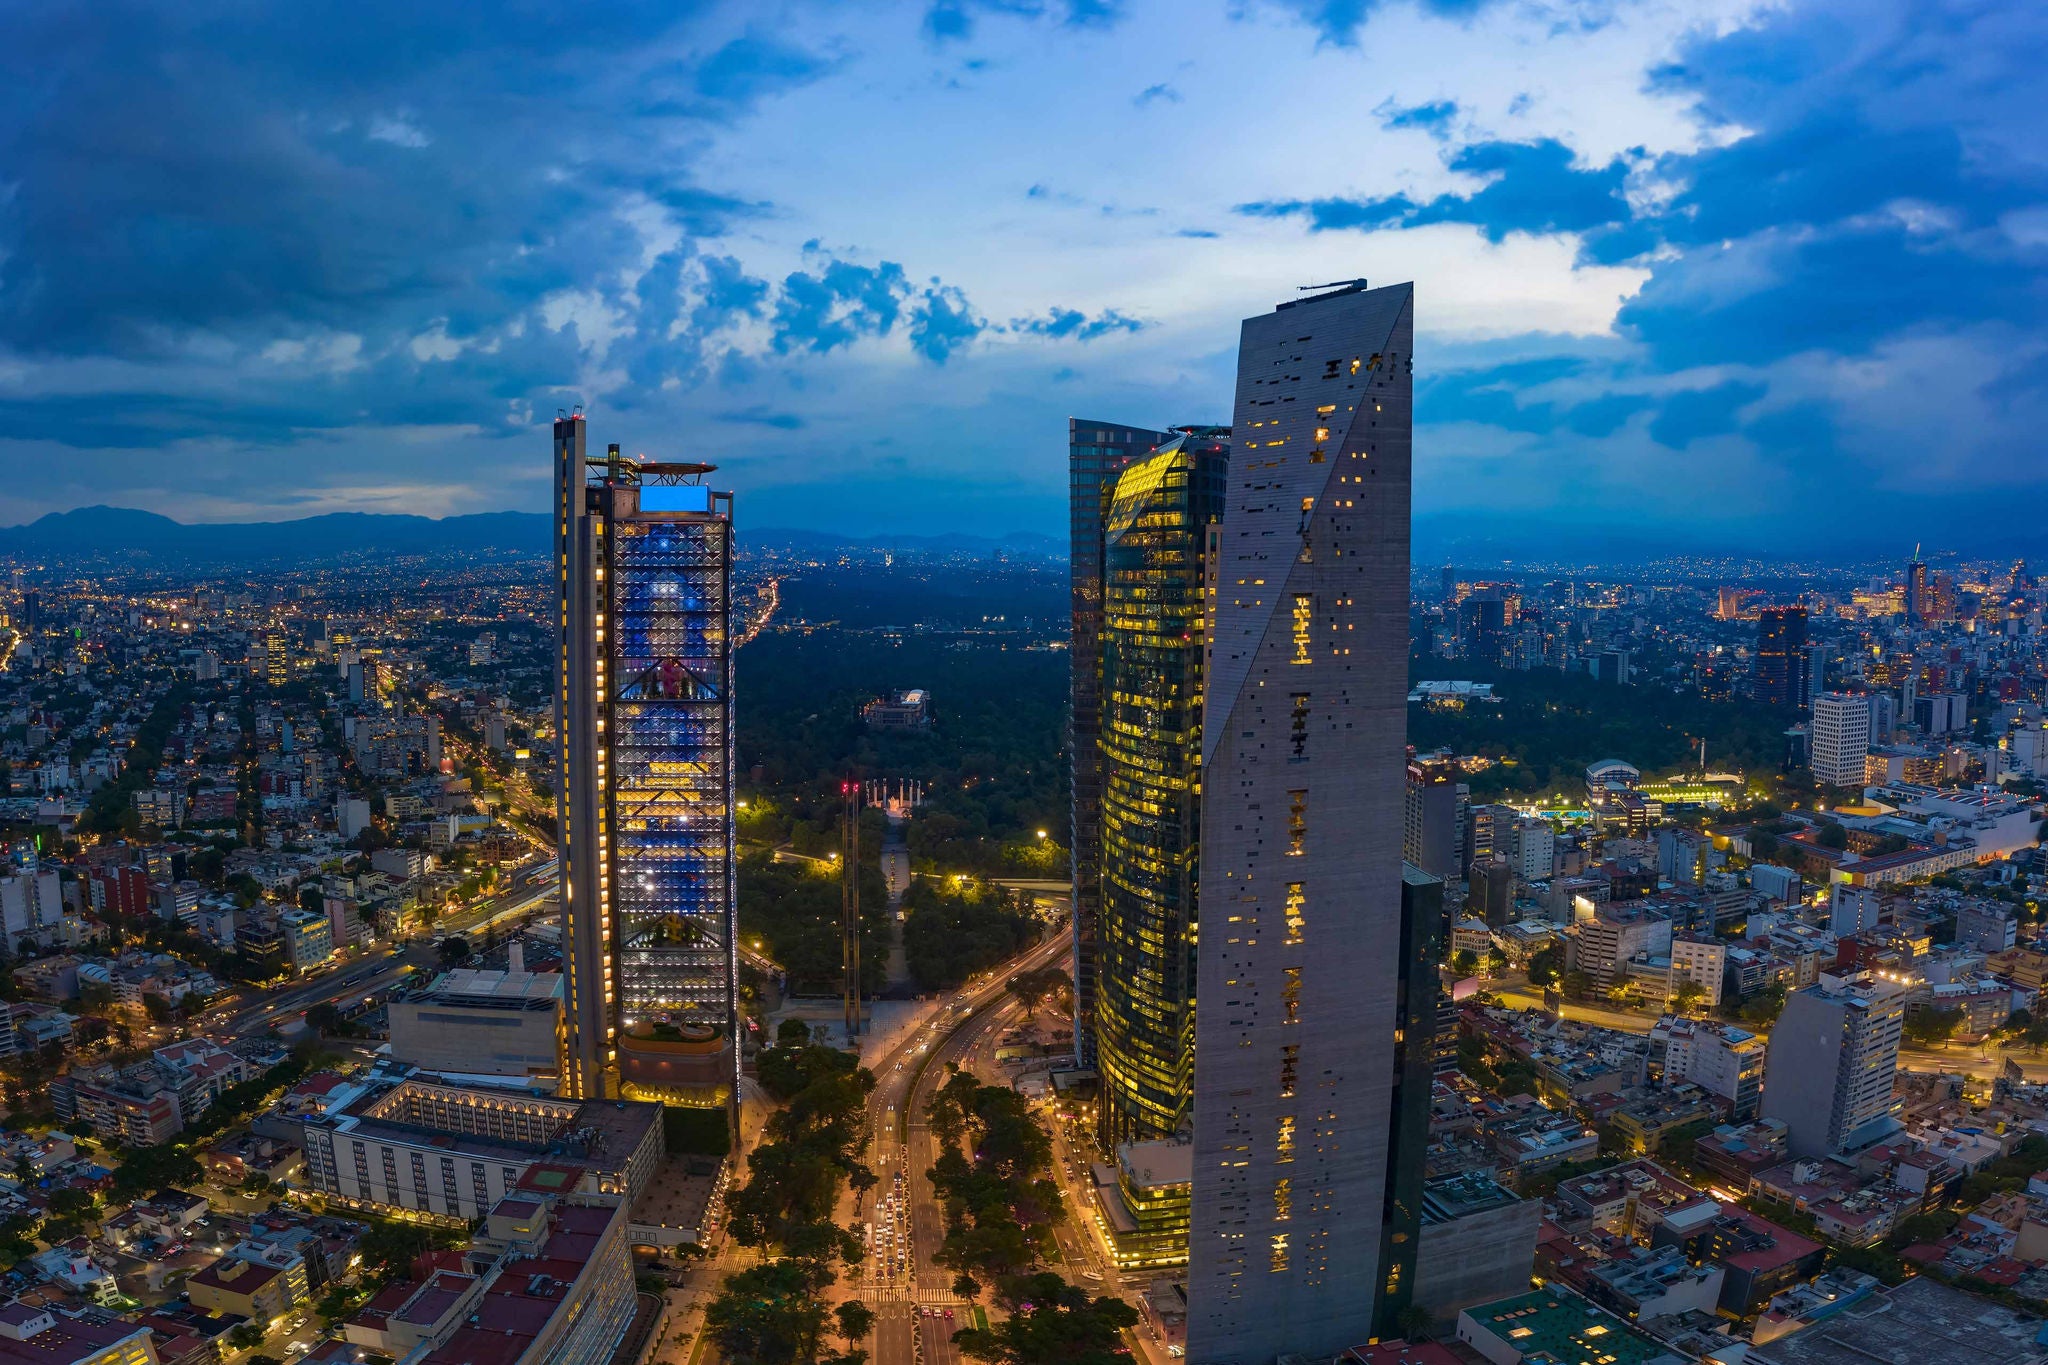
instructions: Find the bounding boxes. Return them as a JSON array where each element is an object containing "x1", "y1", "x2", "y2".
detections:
[{"x1": 0, "y1": 283, "x2": 2042, "y2": 1365}]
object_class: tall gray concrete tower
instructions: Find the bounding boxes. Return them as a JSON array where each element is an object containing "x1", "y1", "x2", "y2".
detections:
[{"x1": 1185, "y1": 281, "x2": 1418, "y2": 1361}]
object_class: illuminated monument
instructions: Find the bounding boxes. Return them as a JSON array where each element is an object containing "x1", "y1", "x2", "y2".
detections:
[
  {"x1": 1185, "y1": 281, "x2": 1433, "y2": 1360},
  {"x1": 554, "y1": 415, "x2": 738, "y2": 1115}
]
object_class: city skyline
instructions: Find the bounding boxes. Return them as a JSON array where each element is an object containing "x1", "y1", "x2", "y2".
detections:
[{"x1": 0, "y1": 1, "x2": 2041, "y2": 549}]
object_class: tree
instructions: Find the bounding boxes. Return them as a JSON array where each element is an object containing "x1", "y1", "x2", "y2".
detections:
[
  {"x1": 834, "y1": 1302, "x2": 875, "y2": 1349},
  {"x1": 1452, "y1": 949, "x2": 1478, "y2": 978},
  {"x1": 1815, "y1": 821, "x2": 1849, "y2": 850},
  {"x1": 1006, "y1": 966, "x2": 1073, "y2": 1019},
  {"x1": 227, "y1": 1324, "x2": 266, "y2": 1351},
  {"x1": 437, "y1": 936, "x2": 471, "y2": 965},
  {"x1": 1904, "y1": 1006, "x2": 1964, "y2": 1048},
  {"x1": 704, "y1": 1259, "x2": 833, "y2": 1365},
  {"x1": 1525, "y1": 944, "x2": 1562, "y2": 988},
  {"x1": 952, "y1": 1273, "x2": 1140, "y2": 1365},
  {"x1": 45, "y1": 1188, "x2": 97, "y2": 1224},
  {"x1": 110, "y1": 1143, "x2": 202, "y2": 1199},
  {"x1": 1397, "y1": 1304, "x2": 1435, "y2": 1342},
  {"x1": 1738, "y1": 983, "x2": 1789, "y2": 1028},
  {"x1": 1561, "y1": 969, "x2": 1595, "y2": 1002},
  {"x1": 775, "y1": 1017, "x2": 812, "y2": 1047},
  {"x1": 1671, "y1": 979, "x2": 1707, "y2": 1016},
  {"x1": 316, "y1": 1285, "x2": 363, "y2": 1326}
]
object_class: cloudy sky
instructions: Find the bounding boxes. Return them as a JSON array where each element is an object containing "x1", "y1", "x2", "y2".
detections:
[{"x1": 0, "y1": 0, "x2": 2040, "y2": 548}]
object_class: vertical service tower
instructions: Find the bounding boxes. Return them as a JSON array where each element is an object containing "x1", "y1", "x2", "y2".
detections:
[
  {"x1": 1186, "y1": 282, "x2": 1422, "y2": 1361},
  {"x1": 555, "y1": 416, "x2": 739, "y2": 1118}
]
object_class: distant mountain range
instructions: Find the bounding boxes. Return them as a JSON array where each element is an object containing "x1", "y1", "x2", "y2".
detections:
[
  {"x1": 0, "y1": 505, "x2": 1063, "y2": 564},
  {"x1": 0, "y1": 504, "x2": 2019, "y2": 569}
]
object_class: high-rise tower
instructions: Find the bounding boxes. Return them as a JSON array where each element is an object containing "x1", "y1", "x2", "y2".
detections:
[
  {"x1": 1070, "y1": 418, "x2": 1173, "y2": 1070},
  {"x1": 1185, "y1": 281, "x2": 1427, "y2": 1360},
  {"x1": 1092, "y1": 427, "x2": 1229, "y2": 1151},
  {"x1": 1752, "y1": 605, "x2": 1809, "y2": 709},
  {"x1": 555, "y1": 417, "x2": 738, "y2": 1115}
]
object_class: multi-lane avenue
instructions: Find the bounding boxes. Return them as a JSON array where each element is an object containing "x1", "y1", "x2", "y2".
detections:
[{"x1": 201, "y1": 860, "x2": 560, "y2": 1043}]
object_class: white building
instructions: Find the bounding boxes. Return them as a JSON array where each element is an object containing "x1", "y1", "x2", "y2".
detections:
[
  {"x1": 1669, "y1": 936, "x2": 1727, "y2": 1006},
  {"x1": 1509, "y1": 819, "x2": 1555, "y2": 882},
  {"x1": 1811, "y1": 693, "x2": 1873, "y2": 787},
  {"x1": 1759, "y1": 972, "x2": 1903, "y2": 1157},
  {"x1": 1653, "y1": 1016, "x2": 1766, "y2": 1120},
  {"x1": 1830, "y1": 885, "x2": 1883, "y2": 936}
]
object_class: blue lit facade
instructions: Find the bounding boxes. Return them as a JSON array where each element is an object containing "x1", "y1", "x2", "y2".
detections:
[{"x1": 556, "y1": 417, "x2": 737, "y2": 1110}]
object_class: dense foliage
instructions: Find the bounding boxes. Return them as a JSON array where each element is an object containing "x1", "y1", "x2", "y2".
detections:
[
  {"x1": 951, "y1": 1272, "x2": 1140, "y2": 1365},
  {"x1": 736, "y1": 629, "x2": 1066, "y2": 875},
  {"x1": 708, "y1": 1039, "x2": 878, "y2": 1364},
  {"x1": 903, "y1": 878, "x2": 1037, "y2": 992},
  {"x1": 1405, "y1": 656, "x2": 1790, "y2": 797},
  {"x1": 736, "y1": 848, "x2": 890, "y2": 995},
  {"x1": 926, "y1": 1070, "x2": 1061, "y2": 1287}
]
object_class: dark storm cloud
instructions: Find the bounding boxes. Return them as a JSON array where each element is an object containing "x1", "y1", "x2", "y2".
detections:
[
  {"x1": 922, "y1": 0, "x2": 1124, "y2": 44},
  {"x1": 0, "y1": 1, "x2": 731, "y2": 355},
  {"x1": 1261, "y1": 0, "x2": 1490, "y2": 47},
  {"x1": 1269, "y1": 0, "x2": 2048, "y2": 517},
  {"x1": 1238, "y1": 138, "x2": 1635, "y2": 244}
]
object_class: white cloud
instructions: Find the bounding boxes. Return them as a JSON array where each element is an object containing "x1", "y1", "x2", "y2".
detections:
[{"x1": 367, "y1": 114, "x2": 431, "y2": 148}]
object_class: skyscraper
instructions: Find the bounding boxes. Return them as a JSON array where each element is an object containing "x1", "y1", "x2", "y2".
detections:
[
  {"x1": 1186, "y1": 281, "x2": 1426, "y2": 1359},
  {"x1": 1760, "y1": 972, "x2": 1903, "y2": 1157},
  {"x1": 554, "y1": 416, "x2": 738, "y2": 1114},
  {"x1": 1752, "y1": 605, "x2": 1809, "y2": 709},
  {"x1": 1809, "y1": 692, "x2": 1873, "y2": 787},
  {"x1": 1091, "y1": 427, "x2": 1228, "y2": 1150},
  {"x1": 1905, "y1": 557, "x2": 1928, "y2": 624},
  {"x1": 1456, "y1": 590, "x2": 1507, "y2": 667},
  {"x1": 1070, "y1": 418, "x2": 1173, "y2": 1070}
]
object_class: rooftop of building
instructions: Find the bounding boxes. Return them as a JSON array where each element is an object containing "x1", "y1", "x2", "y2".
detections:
[
  {"x1": 0, "y1": 1303, "x2": 151, "y2": 1365},
  {"x1": 1749, "y1": 1274, "x2": 2043, "y2": 1365},
  {"x1": 392, "y1": 968, "x2": 563, "y2": 1008},
  {"x1": 1420, "y1": 1170, "x2": 1522, "y2": 1223},
  {"x1": 1461, "y1": 1289, "x2": 1676, "y2": 1365},
  {"x1": 1586, "y1": 1244, "x2": 1721, "y2": 1302},
  {"x1": 1338, "y1": 1343, "x2": 1465, "y2": 1365},
  {"x1": 1117, "y1": 1138, "x2": 1193, "y2": 1189},
  {"x1": 416, "y1": 1202, "x2": 620, "y2": 1365},
  {"x1": 1707, "y1": 1208, "x2": 1823, "y2": 1274}
]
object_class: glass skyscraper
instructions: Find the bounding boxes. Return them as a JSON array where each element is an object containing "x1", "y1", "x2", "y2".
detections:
[
  {"x1": 1069, "y1": 418, "x2": 1171, "y2": 1071},
  {"x1": 1094, "y1": 428, "x2": 1228, "y2": 1150},
  {"x1": 555, "y1": 416, "x2": 738, "y2": 1113},
  {"x1": 1753, "y1": 604, "x2": 1810, "y2": 710}
]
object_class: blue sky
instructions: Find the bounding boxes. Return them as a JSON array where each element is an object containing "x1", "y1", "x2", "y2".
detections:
[{"x1": 0, "y1": 0, "x2": 2041, "y2": 549}]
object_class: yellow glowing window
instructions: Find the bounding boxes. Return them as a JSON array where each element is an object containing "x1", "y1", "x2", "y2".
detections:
[
  {"x1": 1272, "y1": 1177, "x2": 1292, "y2": 1221},
  {"x1": 1281, "y1": 967, "x2": 1301, "y2": 1025},
  {"x1": 1291, "y1": 594, "x2": 1312, "y2": 664},
  {"x1": 1276, "y1": 1116, "x2": 1296, "y2": 1163},
  {"x1": 1283, "y1": 883, "x2": 1305, "y2": 945},
  {"x1": 1279, "y1": 1043, "x2": 1299, "y2": 1098},
  {"x1": 1287, "y1": 790, "x2": 1306, "y2": 856}
]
